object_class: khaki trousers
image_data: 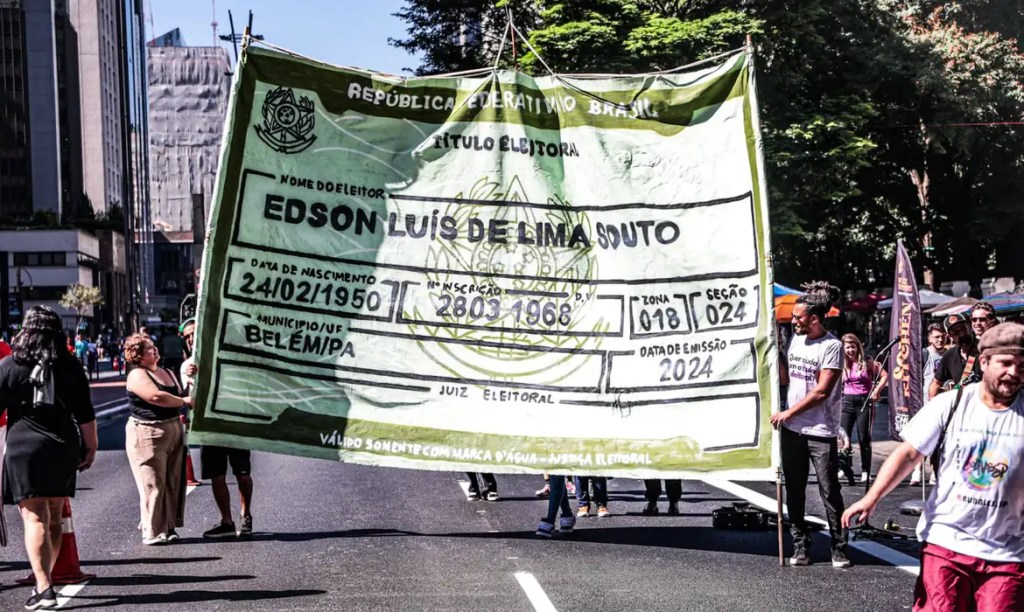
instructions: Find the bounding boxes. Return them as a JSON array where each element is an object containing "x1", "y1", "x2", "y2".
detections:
[{"x1": 126, "y1": 417, "x2": 185, "y2": 539}]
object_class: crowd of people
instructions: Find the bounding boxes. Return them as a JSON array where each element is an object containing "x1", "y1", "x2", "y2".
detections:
[
  {"x1": 0, "y1": 287, "x2": 1021, "y2": 610},
  {"x1": 0, "y1": 310, "x2": 255, "y2": 609},
  {"x1": 771, "y1": 283, "x2": 1023, "y2": 611}
]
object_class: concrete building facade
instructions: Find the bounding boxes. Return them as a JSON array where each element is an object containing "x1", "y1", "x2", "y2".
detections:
[
  {"x1": 146, "y1": 39, "x2": 231, "y2": 315},
  {"x1": 68, "y1": 0, "x2": 123, "y2": 214},
  {"x1": 1, "y1": 229, "x2": 101, "y2": 336},
  {"x1": 0, "y1": 0, "x2": 149, "y2": 336},
  {"x1": 0, "y1": 0, "x2": 82, "y2": 219}
]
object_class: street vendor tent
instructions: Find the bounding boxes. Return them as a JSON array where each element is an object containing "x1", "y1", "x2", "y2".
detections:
[
  {"x1": 924, "y1": 296, "x2": 978, "y2": 316},
  {"x1": 926, "y1": 292, "x2": 1024, "y2": 317},
  {"x1": 878, "y1": 289, "x2": 957, "y2": 310},
  {"x1": 842, "y1": 293, "x2": 885, "y2": 312},
  {"x1": 773, "y1": 284, "x2": 802, "y2": 298},
  {"x1": 774, "y1": 284, "x2": 840, "y2": 321}
]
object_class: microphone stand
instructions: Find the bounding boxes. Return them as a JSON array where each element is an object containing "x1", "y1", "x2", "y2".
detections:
[{"x1": 851, "y1": 336, "x2": 899, "y2": 535}]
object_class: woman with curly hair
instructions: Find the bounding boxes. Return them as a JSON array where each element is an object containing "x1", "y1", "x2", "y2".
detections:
[
  {"x1": 124, "y1": 333, "x2": 191, "y2": 545},
  {"x1": 0, "y1": 306, "x2": 97, "y2": 610}
]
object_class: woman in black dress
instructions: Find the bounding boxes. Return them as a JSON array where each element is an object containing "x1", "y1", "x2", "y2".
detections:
[{"x1": 0, "y1": 306, "x2": 97, "y2": 609}]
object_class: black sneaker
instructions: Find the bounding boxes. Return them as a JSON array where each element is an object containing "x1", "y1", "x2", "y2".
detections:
[
  {"x1": 832, "y1": 549, "x2": 852, "y2": 568},
  {"x1": 789, "y1": 546, "x2": 810, "y2": 566},
  {"x1": 666, "y1": 502, "x2": 680, "y2": 516},
  {"x1": 165, "y1": 529, "x2": 180, "y2": 542},
  {"x1": 238, "y1": 514, "x2": 253, "y2": 536},
  {"x1": 202, "y1": 521, "x2": 237, "y2": 538},
  {"x1": 641, "y1": 502, "x2": 659, "y2": 516},
  {"x1": 25, "y1": 586, "x2": 57, "y2": 610},
  {"x1": 466, "y1": 490, "x2": 480, "y2": 501}
]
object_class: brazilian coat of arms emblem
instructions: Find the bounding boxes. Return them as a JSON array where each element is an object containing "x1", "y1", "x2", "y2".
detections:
[{"x1": 254, "y1": 87, "x2": 317, "y2": 154}]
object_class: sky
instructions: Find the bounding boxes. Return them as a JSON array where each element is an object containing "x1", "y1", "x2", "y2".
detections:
[{"x1": 148, "y1": 0, "x2": 420, "y2": 74}]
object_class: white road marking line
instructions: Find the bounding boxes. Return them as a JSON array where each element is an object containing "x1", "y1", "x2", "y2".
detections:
[
  {"x1": 697, "y1": 476, "x2": 920, "y2": 576},
  {"x1": 187, "y1": 484, "x2": 199, "y2": 496},
  {"x1": 457, "y1": 479, "x2": 471, "y2": 499},
  {"x1": 92, "y1": 397, "x2": 125, "y2": 409},
  {"x1": 55, "y1": 581, "x2": 89, "y2": 608},
  {"x1": 514, "y1": 571, "x2": 558, "y2": 612}
]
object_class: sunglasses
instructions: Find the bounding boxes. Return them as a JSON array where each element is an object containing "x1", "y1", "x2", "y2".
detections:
[{"x1": 971, "y1": 316, "x2": 993, "y2": 322}]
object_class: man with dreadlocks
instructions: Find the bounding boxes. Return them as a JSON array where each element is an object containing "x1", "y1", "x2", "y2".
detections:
[{"x1": 770, "y1": 281, "x2": 850, "y2": 568}]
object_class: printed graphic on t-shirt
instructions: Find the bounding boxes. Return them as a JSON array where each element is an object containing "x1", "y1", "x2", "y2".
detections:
[
  {"x1": 960, "y1": 440, "x2": 1011, "y2": 492},
  {"x1": 787, "y1": 357, "x2": 818, "y2": 384}
]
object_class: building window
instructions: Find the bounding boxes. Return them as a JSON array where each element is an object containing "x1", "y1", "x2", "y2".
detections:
[{"x1": 13, "y1": 252, "x2": 68, "y2": 267}]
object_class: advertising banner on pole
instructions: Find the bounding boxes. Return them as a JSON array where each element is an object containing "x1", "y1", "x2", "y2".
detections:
[
  {"x1": 887, "y1": 240, "x2": 923, "y2": 439},
  {"x1": 190, "y1": 44, "x2": 778, "y2": 479}
]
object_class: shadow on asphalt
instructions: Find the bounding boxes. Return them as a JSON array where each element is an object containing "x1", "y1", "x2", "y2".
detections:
[
  {"x1": 439, "y1": 526, "x2": 891, "y2": 566},
  {"x1": 81, "y1": 556, "x2": 222, "y2": 567},
  {"x1": 175, "y1": 528, "x2": 421, "y2": 545},
  {"x1": 59, "y1": 588, "x2": 327, "y2": 609},
  {"x1": 85, "y1": 574, "x2": 253, "y2": 587}
]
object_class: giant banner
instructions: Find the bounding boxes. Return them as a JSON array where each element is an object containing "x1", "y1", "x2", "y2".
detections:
[{"x1": 190, "y1": 45, "x2": 778, "y2": 478}]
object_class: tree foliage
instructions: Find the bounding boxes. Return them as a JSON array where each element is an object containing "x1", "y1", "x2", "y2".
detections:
[
  {"x1": 60, "y1": 283, "x2": 104, "y2": 330},
  {"x1": 392, "y1": 0, "x2": 1024, "y2": 288}
]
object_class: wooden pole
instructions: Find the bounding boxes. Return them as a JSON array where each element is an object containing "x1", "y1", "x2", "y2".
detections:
[{"x1": 776, "y1": 466, "x2": 785, "y2": 566}]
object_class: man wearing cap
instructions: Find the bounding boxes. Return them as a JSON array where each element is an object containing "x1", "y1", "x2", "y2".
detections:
[
  {"x1": 843, "y1": 323, "x2": 1024, "y2": 610},
  {"x1": 929, "y1": 313, "x2": 982, "y2": 399}
]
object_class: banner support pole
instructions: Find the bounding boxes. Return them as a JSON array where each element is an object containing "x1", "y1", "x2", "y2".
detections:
[{"x1": 776, "y1": 466, "x2": 785, "y2": 566}]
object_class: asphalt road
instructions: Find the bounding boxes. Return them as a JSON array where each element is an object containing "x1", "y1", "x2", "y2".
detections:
[{"x1": 0, "y1": 380, "x2": 921, "y2": 611}]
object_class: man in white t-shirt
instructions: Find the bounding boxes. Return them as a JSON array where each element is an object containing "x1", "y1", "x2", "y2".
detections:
[
  {"x1": 844, "y1": 322, "x2": 1024, "y2": 611},
  {"x1": 769, "y1": 282, "x2": 848, "y2": 568}
]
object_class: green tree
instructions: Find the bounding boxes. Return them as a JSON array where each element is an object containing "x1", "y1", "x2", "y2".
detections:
[
  {"x1": 392, "y1": 0, "x2": 1024, "y2": 287},
  {"x1": 59, "y1": 283, "x2": 104, "y2": 332},
  {"x1": 391, "y1": 0, "x2": 540, "y2": 74}
]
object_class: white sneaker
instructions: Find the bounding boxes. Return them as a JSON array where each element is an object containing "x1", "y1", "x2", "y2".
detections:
[
  {"x1": 142, "y1": 534, "x2": 169, "y2": 545},
  {"x1": 860, "y1": 473, "x2": 869, "y2": 484}
]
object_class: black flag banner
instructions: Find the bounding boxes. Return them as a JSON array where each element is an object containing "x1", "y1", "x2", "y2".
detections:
[{"x1": 887, "y1": 240, "x2": 923, "y2": 439}]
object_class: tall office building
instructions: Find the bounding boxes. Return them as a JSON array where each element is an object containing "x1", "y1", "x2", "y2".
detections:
[
  {"x1": 68, "y1": 0, "x2": 124, "y2": 214},
  {"x1": 146, "y1": 34, "x2": 231, "y2": 313},
  {"x1": 0, "y1": 0, "x2": 149, "y2": 337},
  {"x1": 0, "y1": 0, "x2": 81, "y2": 219}
]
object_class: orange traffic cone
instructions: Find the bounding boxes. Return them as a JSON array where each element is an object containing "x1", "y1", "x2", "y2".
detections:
[
  {"x1": 180, "y1": 415, "x2": 201, "y2": 487},
  {"x1": 19, "y1": 498, "x2": 95, "y2": 585},
  {"x1": 185, "y1": 451, "x2": 201, "y2": 487}
]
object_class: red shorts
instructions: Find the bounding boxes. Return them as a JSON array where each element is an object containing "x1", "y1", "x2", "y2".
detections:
[{"x1": 914, "y1": 542, "x2": 1024, "y2": 612}]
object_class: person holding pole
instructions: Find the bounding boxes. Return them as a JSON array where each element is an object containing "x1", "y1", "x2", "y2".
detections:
[
  {"x1": 843, "y1": 323, "x2": 1024, "y2": 611},
  {"x1": 181, "y1": 320, "x2": 255, "y2": 538},
  {"x1": 124, "y1": 334, "x2": 190, "y2": 545},
  {"x1": 769, "y1": 281, "x2": 849, "y2": 568}
]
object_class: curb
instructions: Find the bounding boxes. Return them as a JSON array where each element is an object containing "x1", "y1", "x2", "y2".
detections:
[{"x1": 94, "y1": 402, "x2": 130, "y2": 424}]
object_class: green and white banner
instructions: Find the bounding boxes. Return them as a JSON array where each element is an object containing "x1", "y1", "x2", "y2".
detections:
[{"x1": 191, "y1": 45, "x2": 778, "y2": 479}]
